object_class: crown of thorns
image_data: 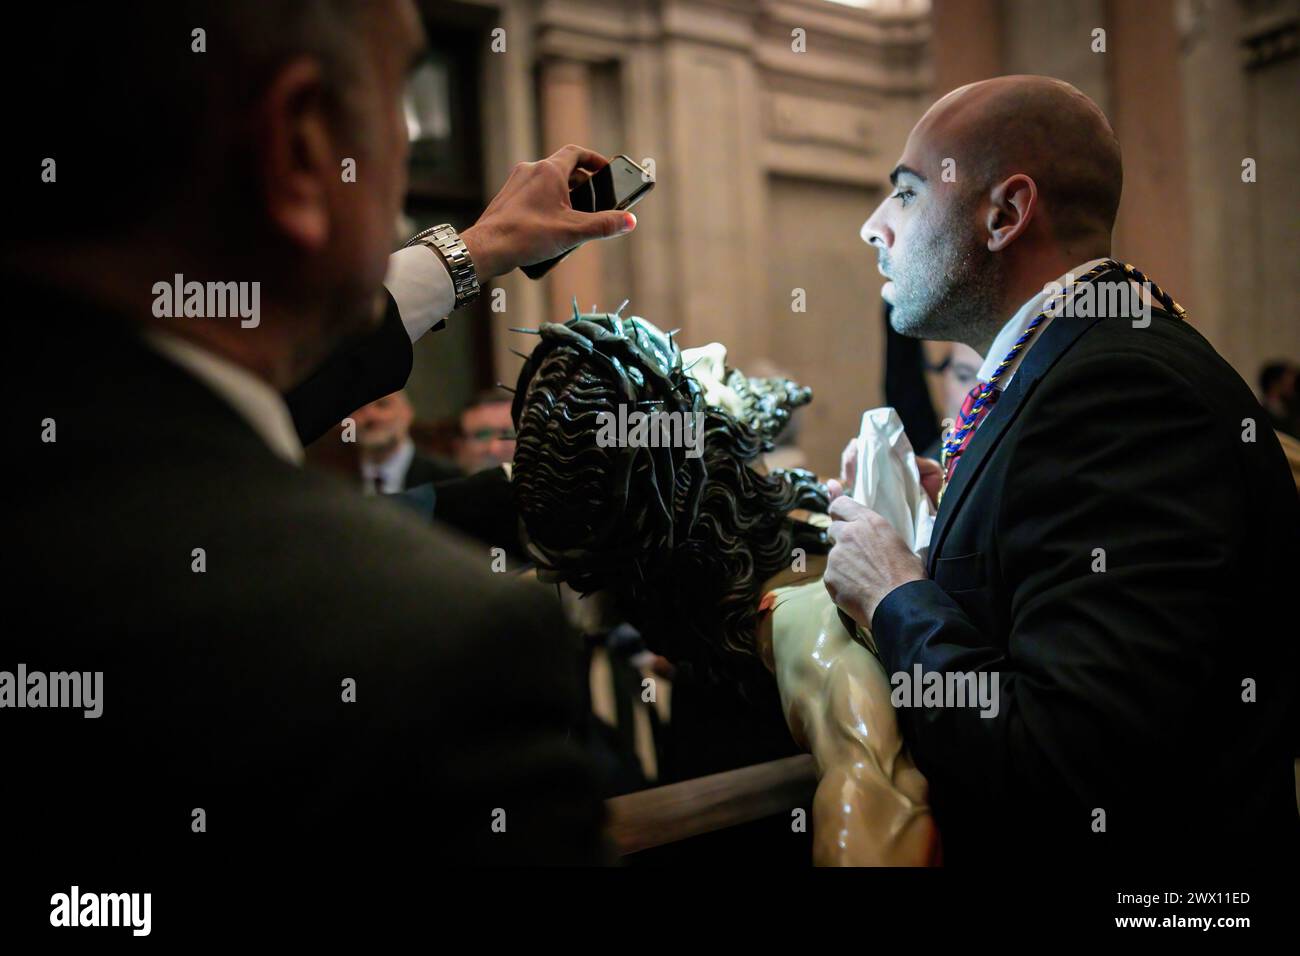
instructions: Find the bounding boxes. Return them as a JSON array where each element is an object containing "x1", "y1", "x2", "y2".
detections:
[{"x1": 510, "y1": 302, "x2": 709, "y2": 564}]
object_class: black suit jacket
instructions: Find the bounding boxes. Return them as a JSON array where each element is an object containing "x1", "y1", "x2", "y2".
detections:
[
  {"x1": 406, "y1": 452, "x2": 463, "y2": 489},
  {"x1": 10, "y1": 282, "x2": 605, "y2": 906},
  {"x1": 288, "y1": 299, "x2": 533, "y2": 560},
  {"x1": 872, "y1": 271, "x2": 1300, "y2": 865}
]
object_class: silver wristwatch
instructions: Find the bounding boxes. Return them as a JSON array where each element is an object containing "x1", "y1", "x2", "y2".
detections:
[{"x1": 404, "y1": 223, "x2": 480, "y2": 310}]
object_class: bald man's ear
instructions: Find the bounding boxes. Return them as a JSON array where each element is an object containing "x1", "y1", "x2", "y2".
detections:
[
  {"x1": 254, "y1": 58, "x2": 336, "y2": 251},
  {"x1": 985, "y1": 174, "x2": 1037, "y2": 252}
]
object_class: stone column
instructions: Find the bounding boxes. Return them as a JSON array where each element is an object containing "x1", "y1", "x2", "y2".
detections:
[
  {"x1": 539, "y1": 57, "x2": 604, "y2": 323},
  {"x1": 1105, "y1": 0, "x2": 1193, "y2": 314},
  {"x1": 931, "y1": 0, "x2": 1002, "y2": 94},
  {"x1": 482, "y1": 0, "x2": 547, "y2": 388}
]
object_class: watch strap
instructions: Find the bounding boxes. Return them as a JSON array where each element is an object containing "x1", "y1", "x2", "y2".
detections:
[{"x1": 404, "y1": 223, "x2": 480, "y2": 311}]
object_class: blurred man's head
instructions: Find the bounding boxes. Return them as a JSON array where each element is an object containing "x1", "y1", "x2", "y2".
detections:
[
  {"x1": 861, "y1": 75, "x2": 1122, "y2": 353},
  {"x1": 938, "y1": 343, "x2": 984, "y2": 421},
  {"x1": 1260, "y1": 362, "x2": 1296, "y2": 404},
  {"x1": 16, "y1": 1, "x2": 426, "y2": 387},
  {"x1": 458, "y1": 396, "x2": 516, "y2": 474},
  {"x1": 352, "y1": 390, "x2": 415, "y2": 457},
  {"x1": 1259, "y1": 361, "x2": 1299, "y2": 432}
]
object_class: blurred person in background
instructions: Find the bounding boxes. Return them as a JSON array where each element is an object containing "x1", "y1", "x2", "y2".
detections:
[
  {"x1": 455, "y1": 392, "x2": 517, "y2": 475},
  {"x1": 934, "y1": 343, "x2": 983, "y2": 430},
  {"x1": 1260, "y1": 361, "x2": 1300, "y2": 489},
  {"x1": 1259, "y1": 360, "x2": 1299, "y2": 439},
  {"x1": 352, "y1": 389, "x2": 460, "y2": 493}
]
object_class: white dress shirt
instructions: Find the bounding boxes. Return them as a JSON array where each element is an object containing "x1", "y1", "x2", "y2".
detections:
[
  {"x1": 145, "y1": 329, "x2": 307, "y2": 465},
  {"x1": 145, "y1": 251, "x2": 454, "y2": 464},
  {"x1": 385, "y1": 245, "x2": 456, "y2": 342}
]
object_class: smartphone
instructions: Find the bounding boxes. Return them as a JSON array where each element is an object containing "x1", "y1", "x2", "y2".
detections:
[{"x1": 521, "y1": 154, "x2": 655, "y2": 279}]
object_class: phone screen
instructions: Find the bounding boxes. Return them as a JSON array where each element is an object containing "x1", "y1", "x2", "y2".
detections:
[
  {"x1": 569, "y1": 170, "x2": 610, "y2": 214},
  {"x1": 608, "y1": 157, "x2": 652, "y2": 209},
  {"x1": 571, "y1": 157, "x2": 648, "y2": 213},
  {"x1": 522, "y1": 155, "x2": 654, "y2": 279}
]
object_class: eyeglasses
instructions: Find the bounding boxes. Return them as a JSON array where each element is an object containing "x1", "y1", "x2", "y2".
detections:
[{"x1": 464, "y1": 428, "x2": 517, "y2": 442}]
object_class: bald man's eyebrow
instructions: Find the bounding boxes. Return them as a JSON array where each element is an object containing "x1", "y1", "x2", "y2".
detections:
[{"x1": 889, "y1": 164, "x2": 927, "y2": 186}]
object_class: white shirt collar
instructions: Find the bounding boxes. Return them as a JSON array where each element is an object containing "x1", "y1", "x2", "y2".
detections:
[
  {"x1": 143, "y1": 330, "x2": 304, "y2": 465},
  {"x1": 977, "y1": 257, "x2": 1111, "y2": 387},
  {"x1": 361, "y1": 438, "x2": 415, "y2": 493}
]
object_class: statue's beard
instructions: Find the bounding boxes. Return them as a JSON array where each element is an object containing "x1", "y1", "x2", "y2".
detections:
[{"x1": 886, "y1": 211, "x2": 1004, "y2": 346}]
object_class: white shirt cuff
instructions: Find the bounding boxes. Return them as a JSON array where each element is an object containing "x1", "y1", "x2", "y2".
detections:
[{"x1": 384, "y1": 245, "x2": 456, "y2": 342}]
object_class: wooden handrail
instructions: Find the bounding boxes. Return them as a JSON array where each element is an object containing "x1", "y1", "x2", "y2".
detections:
[{"x1": 604, "y1": 754, "x2": 817, "y2": 855}]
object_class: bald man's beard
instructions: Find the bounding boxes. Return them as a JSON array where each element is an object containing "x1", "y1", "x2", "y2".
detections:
[{"x1": 886, "y1": 209, "x2": 1005, "y2": 348}]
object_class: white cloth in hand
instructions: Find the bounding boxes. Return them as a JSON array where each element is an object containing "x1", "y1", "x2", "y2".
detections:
[{"x1": 851, "y1": 407, "x2": 935, "y2": 558}]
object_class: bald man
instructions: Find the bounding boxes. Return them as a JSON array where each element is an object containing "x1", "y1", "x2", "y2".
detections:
[{"x1": 823, "y1": 76, "x2": 1299, "y2": 866}]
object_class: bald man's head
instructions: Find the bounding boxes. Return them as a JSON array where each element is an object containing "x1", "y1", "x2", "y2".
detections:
[
  {"x1": 927, "y1": 75, "x2": 1122, "y2": 243},
  {"x1": 862, "y1": 75, "x2": 1123, "y2": 348}
]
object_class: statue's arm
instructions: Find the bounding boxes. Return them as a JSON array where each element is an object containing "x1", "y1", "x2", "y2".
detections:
[
  {"x1": 806, "y1": 659, "x2": 939, "y2": 866},
  {"x1": 768, "y1": 582, "x2": 939, "y2": 866}
]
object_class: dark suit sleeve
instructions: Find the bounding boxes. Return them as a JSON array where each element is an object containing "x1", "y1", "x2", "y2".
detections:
[
  {"x1": 432, "y1": 466, "x2": 526, "y2": 559},
  {"x1": 285, "y1": 290, "x2": 415, "y2": 445},
  {"x1": 871, "y1": 350, "x2": 1244, "y2": 823}
]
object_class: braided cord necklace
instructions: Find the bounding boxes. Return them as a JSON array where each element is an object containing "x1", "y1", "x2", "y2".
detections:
[{"x1": 938, "y1": 259, "x2": 1188, "y2": 501}]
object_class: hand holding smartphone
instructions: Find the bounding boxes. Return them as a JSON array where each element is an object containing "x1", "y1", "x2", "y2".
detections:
[{"x1": 522, "y1": 154, "x2": 655, "y2": 279}]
